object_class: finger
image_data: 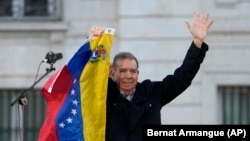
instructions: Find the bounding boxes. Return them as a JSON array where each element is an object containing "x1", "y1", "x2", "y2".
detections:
[
  {"x1": 94, "y1": 26, "x2": 100, "y2": 36},
  {"x1": 200, "y1": 12, "x2": 206, "y2": 23},
  {"x1": 198, "y1": 12, "x2": 202, "y2": 21},
  {"x1": 89, "y1": 26, "x2": 97, "y2": 37},
  {"x1": 100, "y1": 27, "x2": 107, "y2": 35},
  {"x1": 96, "y1": 26, "x2": 106, "y2": 37},
  {"x1": 185, "y1": 21, "x2": 191, "y2": 32},
  {"x1": 207, "y1": 20, "x2": 214, "y2": 30},
  {"x1": 96, "y1": 26, "x2": 103, "y2": 36},
  {"x1": 193, "y1": 11, "x2": 198, "y2": 23},
  {"x1": 91, "y1": 26, "x2": 99, "y2": 37},
  {"x1": 203, "y1": 13, "x2": 210, "y2": 23}
]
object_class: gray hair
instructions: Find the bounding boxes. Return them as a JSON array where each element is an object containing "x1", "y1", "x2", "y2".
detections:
[{"x1": 111, "y1": 52, "x2": 139, "y2": 69}]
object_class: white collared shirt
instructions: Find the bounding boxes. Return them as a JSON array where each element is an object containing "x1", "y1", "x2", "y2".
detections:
[{"x1": 121, "y1": 89, "x2": 136, "y2": 101}]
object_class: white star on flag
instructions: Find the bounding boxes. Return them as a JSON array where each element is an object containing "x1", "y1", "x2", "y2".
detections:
[
  {"x1": 66, "y1": 117, "x2": 73, "y2": 124},
  {"x1": 72, "y1": 99, "x2": 78, "y2": 105},
  {"x1": 71, "y1": 89, "x2": 75, "y2": 95},
  {"x1": 59, "y1": 122, "x2": 65, "y2": 128},
  {"x1": 71, "y1": 109, "x2": 77, "y2": 115}
]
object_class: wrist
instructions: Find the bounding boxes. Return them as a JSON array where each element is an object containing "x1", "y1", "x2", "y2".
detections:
[{"x1": 193, "y1": 38, "x2": 203, "y2": 48}]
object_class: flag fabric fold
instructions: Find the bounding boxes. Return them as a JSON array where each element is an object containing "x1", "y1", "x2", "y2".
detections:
[{"x1": 38, "y1": 28, "x2": 115, "y2": 141}]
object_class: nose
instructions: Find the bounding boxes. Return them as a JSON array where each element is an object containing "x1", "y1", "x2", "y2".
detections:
[{"x1": 125, "y1": 71, "x2": 132, "y2": 78}]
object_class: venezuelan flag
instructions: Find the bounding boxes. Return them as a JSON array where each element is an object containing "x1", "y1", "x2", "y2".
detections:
[{"x1": 38, "y1": 28, "x2": 115, "y2": 141}]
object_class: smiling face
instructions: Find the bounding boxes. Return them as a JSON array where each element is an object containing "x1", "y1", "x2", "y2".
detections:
[{"x1": 111, "y1": 58, "x2": 139, "y2": 96}]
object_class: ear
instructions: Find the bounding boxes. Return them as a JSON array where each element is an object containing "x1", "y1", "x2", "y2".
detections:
[
  {"x1": 111, "y1": 69, "x2": 117, "y2": 81},
  {"x1": 109, "y1": 65, "x2": 114, "y2": 79},
  {"x1": 108, "y1": 64, "x2": 112, "y2": 77}
]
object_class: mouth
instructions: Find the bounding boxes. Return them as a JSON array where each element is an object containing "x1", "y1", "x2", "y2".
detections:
[
  {"x1": 123, "y1": 81, "x2": 133, "y2": 85},
  {"x1": 121, "y1": 81, "x2": 133, "y2": 87}
]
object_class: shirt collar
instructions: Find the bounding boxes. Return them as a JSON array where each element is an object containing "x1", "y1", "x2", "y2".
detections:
[{"x1": 120, "y1": 89, "x2": 136, "y2": 101}]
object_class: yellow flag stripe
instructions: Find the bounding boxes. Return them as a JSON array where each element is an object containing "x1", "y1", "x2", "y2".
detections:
[{"x1": 80, "y1": 29, "x2": 114, "y2": 141}]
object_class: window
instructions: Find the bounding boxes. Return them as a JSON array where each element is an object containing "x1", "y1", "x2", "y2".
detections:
[
  {"x1": 0, "y1": 0, "x2": 62, "y2": 21},
  {"x1": 0, "y1": 89, "x2": 46, "y2": 141},
  {"x1": 218, "y1": 86, "x2": 250, "y2": 124}
]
